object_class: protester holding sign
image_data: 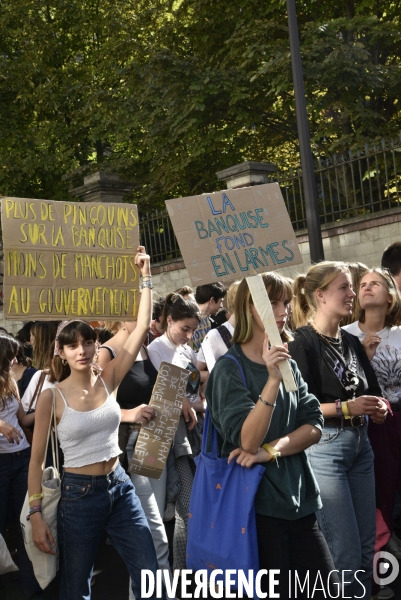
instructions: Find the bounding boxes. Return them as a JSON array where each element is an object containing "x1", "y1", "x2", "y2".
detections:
[
  {"x1": 97, "y1": 322, "x2": 175, "y2": 600},
  {"x1": 205, "y1": 273, "x2": 337, "y2": 599},
  {"x1": 289, "y1": 261, "x2": 388, "y2": 599},
  {"x1": 147, "y1": 293, "x2": 204, "y2": 573},
  {"x1": 27, "y1": 247, "x2": 166, "y2": 600}
]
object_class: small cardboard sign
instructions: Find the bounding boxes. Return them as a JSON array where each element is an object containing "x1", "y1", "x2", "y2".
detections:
[
  {"x1": 128, "y1": 361, "x2": 190, "y2": 479},
  {"x1": 165, "y1": 182, "x2": 303, "y2": 286},
  {"x1": 1, "y1": 197, "x2": 139, "y2": 320}
]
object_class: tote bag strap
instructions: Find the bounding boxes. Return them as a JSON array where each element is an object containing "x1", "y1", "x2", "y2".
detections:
[
  {"x1": 203, "y1": 353, "x2": 248, "y2": 457},
  {"x1": 43, "y1": 388, "x2": 59, "y2": 473}
]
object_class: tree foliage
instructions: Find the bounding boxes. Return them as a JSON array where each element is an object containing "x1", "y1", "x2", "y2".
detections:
[{"x1": 0, "y1": 0, "x2": 400, "y2": 207}]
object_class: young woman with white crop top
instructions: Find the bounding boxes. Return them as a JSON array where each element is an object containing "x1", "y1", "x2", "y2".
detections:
[{"x1": 27, "y1": 247, "x2": 166, "y2": 600}]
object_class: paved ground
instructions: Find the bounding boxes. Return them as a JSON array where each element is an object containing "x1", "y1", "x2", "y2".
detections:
[{"x1": 3, "y1": 522, "x2": 401, "y2": 599}]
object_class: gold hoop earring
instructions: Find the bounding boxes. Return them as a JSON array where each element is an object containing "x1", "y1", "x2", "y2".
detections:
[{"x1": 62, "y1": 359, "x2": 67, "y2": 366}]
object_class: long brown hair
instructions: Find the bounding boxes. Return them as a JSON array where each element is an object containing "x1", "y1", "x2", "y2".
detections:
[
  {"x1": 232, "y1": 273, "x2": 293, "y2": 344},
  {"x1": 0, "y1": 333, "x2": 19, "y2": 409},
  {"x1": 31, "y1": 321, "x2": 59, "y2": 370}
]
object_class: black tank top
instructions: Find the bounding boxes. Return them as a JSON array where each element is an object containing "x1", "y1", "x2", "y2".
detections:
[{"x1": 116, "y1": 353, "x2": 158, "y2": 410}]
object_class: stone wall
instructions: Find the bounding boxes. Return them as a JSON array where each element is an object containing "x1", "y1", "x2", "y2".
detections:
[{"x1": 1, "y1": 206, "x2": 401, "y2": 329}]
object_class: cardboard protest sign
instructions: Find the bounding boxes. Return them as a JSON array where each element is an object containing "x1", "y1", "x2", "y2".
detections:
[
  {"x1": 128, "y1": 362, "x2": 190, "y2": 479},
  {"x1": 165, "y1": 182, "x2": 303, "y2": 286},
  {"x1": 246, "y1": 274, "x2": 297, "y2": 392},
  {"x1": 1, "y1": 197, "x2": 139, "y2": 320}
]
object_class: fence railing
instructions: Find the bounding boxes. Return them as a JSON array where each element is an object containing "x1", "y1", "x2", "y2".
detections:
[{"x1": 139, "y1": 134, "x2": 401, "y2": 263}]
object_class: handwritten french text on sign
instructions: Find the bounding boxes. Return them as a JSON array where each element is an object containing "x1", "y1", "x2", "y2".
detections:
[
  {"x1": 128, "y1": 362, "x2": 190, "y2": 479},
  {"x1": 1, "y1": 197, "x2": 139, "y2": 320},
  {"x1": 165, "y1": 183, "x2": 303, "y2": 286}
]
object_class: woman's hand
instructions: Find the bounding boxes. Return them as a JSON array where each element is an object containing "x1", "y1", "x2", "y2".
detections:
[
  {"x1": 362, "y1": 333, "x2": 381, "y2": 361},
  {"x1": 181, "y1": 396, "x2": 197, "y2": 430},
  {"x1": 30, "y1": 513, "x2": 56, "y2": 555},
  {"x1": 134, "y1": 245, "x2": 151, "y2": 277},
  {"x1": 129, "y1": 404, "x2": 155, "y2": 424},
  {"x1": 262, "y1": 333, "x2": 291, "y2": 382},
  {"x1": 347, "y1": 396, "x2": 382, "y2": 417},
  {"x1": 228, "y1": 447, "x2": 271, "y2": 468},
  {"x1": 370, "y1": 399, "x2": 388, "y2": 424},
  {"x1": 0, "y1": 420, "x2": 23, "y2": 444}
]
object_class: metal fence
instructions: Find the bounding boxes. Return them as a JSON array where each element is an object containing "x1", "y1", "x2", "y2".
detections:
[
  {"x1": 138, "y1": 134, "x2": 401, "y2": 263},
  {"x1": 271, "y1": 134, "x2": 401, "y2": 231}
]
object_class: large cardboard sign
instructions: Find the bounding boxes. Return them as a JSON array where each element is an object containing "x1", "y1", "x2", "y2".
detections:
[
  {"x1": 165, "y1": 182, "x2": 303, "y2": 285},
  {"x1": 1, "y1": 197, "x2": 139, "y2": 320},
  {"x1": 128, "y1": 362, "x2": 190, "y2": 479}
]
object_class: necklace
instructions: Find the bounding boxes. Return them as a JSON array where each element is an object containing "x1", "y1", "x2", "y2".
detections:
[{"x1": 311, "y1": 322, "x2": 344, "y2": 354}]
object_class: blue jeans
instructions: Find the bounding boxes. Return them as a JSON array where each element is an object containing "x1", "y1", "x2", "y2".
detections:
[
  {"x1": 306, "y1": 424, "x2": 375, "y2": 600},
  {"x1": 58, "y1": 462, "x2": 166, "y2": 600},
  {"x1": 0, "y1": 447, "x2": 44, "y2": 599}
]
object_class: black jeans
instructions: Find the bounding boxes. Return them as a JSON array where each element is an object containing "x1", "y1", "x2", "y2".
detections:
[{"x1": 256, "y1": 512, "x2": 340, "y2": 599}]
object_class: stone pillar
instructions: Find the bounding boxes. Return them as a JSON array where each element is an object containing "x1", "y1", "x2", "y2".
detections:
[
  {"x1": 216, "y1": 160, "x2": 276, "y2": 189},
  {"x1": 70, "y1": 171, "x2": 134, "y2": 203}
]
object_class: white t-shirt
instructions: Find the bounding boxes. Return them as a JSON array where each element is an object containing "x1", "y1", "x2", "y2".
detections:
[
  {"x1": 200, "y1": 322, "x2": 234, "y2": 372},
  {"x1": 147, "y1": 334, "x2": 200, "y2": 403},
  {"x1": 0, "y1": 396, "x2": 30, "y2": 454},
  {"x1": 343, "y1": 322, "x2": 401, "y2": 404},
  {"x1": 21, "y1": 370, "x2": 56, "y2": 411}
]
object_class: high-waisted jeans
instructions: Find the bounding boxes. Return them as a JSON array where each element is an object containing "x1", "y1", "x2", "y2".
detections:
[
  {"x1": 58, "y1": 461, "x2": 166, "y2": 600},
  {"x1": 306, "y1": 423, "x2": 376, "y2": 600}
]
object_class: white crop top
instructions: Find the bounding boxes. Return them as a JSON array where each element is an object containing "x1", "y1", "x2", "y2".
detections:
[{"x1": 56, "y1": 378, "x2": 121, "y2": 468}]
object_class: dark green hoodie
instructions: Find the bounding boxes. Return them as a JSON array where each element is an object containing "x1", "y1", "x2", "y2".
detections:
[{"x1": 205, "y1": 344, "x2": 323, "y2": 520}]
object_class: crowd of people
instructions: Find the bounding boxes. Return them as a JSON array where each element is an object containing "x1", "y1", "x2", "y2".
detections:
[{"x1": 1, "y1": 241, "x2": 401, "y2": 600}]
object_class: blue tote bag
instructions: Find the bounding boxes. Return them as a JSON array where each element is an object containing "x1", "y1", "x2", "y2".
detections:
[{"x1": 186, "y1": 354, "x2": 265, "y2": 589}]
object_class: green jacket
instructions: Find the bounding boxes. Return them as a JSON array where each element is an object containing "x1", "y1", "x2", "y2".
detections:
[{"x1": 205, "y1": 344, "x2": 323, "y2": 520}]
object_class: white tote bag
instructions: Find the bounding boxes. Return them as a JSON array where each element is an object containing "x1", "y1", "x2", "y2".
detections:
[
  {"x1": 20, "y1": 388, "x2": 61, "y2": 589},
  {"x1": 0, "y1": 533, "x2": 18, "y2": 575}
]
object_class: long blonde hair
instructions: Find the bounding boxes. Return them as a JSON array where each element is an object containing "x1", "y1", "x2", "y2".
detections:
[
  {"x1": 292, "y1": 262, "x2": 350, "y2": 329},
  {"x1": 232, "y1": 273, "x2": 293, "y2": 344}
]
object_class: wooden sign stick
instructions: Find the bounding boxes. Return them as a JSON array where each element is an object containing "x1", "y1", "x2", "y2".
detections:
[{"x1": 246, "y1": 274, "x2": 297, "y2": 392}]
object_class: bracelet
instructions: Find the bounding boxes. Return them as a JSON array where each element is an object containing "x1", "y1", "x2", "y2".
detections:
[
  {"x1": 341, "y1": 401, "x2": 351, "y2": 419},
  {"x1": 258, "y1": 395, "x2": 276, "y2": 409},
  {"x1": 29, "y1": 493, "x2": 44, "y2": 503},
  {"x1": 335, "y1": 400, "x2": 343, "y2": 418},
  {"x1": 140, "y1": 275, "x2": 152, "y2": 280},
  {"x1": 26, "y1": 506, "x2": 42, "y2": 521},
  {"x1": 140, "y1": 280, "x2": 154, "y2": 291},
  {"x1": 262, "y1": 443, "x2": 281, "y2": 462}
]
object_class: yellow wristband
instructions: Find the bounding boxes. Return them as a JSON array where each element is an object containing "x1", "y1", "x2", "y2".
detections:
[
  {"x1": 262, "y1": 443, "x2": 281, "y2": 462},
  {"x1": 341, "y1": 401, "x2": 351, "y2": 419},
  {"x1": 29, "y1": 493, "x2": 44, "y2": 503}
]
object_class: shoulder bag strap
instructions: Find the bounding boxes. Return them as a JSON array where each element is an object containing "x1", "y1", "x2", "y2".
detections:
[
  {"x1": 217, "y1": 325, "x2": 233, "y2": 350},
  {"x1": 203, "y1": 354, "x2": 247, "y2": 457},
  {"x1": 27, "y1": 370, "x2": 47, "y2": 412},
  {"x1": 43, "y1": 388, "x2": 59, "y2": 473}
]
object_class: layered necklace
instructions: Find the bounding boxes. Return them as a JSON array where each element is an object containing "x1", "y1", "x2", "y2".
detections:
[{"x1": 311, "y1": 322, "x2": 344, "y2": 355}]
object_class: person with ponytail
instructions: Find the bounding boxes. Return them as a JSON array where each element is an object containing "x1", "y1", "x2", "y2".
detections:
[
  {"x1": 205, "y1": 273, "x2": 338, "y2": 599},
  {"x1": 289, "y1": 261, "x2": 388, "y2": 600},
  {"x1": 27, "y1": 247, "x2": 166, "y2": 600},
  {"x1": 147, "y1": 292, "x2": 203, "y2": 573},
  {"x1": 0, "y1": 333, "x2": 45, "y2": 599}
]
